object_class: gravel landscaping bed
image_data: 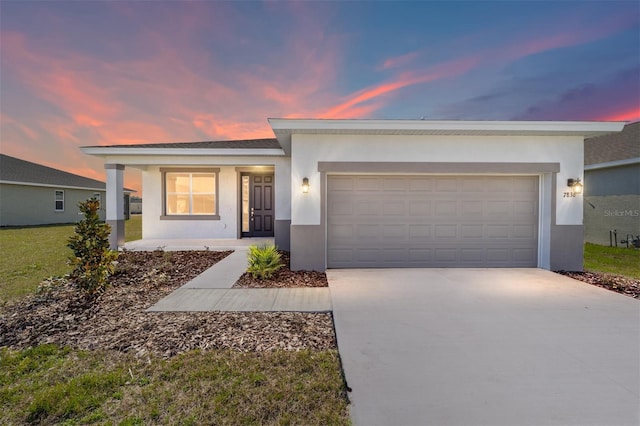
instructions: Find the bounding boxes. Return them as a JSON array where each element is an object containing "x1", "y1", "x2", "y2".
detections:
[
  {"x1": 556, "y1": 270, "x2": 640, "y2": 299},
  {"x1": 234, "y1": 251, "x2": 328, "y2": 288},
  {"x1": 0, "y1": 250, "x2": 336, "y2": 357}
]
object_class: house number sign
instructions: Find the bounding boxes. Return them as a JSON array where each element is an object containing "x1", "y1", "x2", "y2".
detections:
[{"x1": 563, "y1": 191, "x2": 579, "y2": 198}]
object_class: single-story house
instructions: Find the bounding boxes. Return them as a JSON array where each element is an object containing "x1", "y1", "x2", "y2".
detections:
[
  {"x1": 82, "y1": 119, "x2": 625, "y2": 271},
  {"x1": 0, "y1": 154, "x2": 133, "y2": 226},
  {"x1": 583, "y1": 121, "x2": 639, "y2": 246}
]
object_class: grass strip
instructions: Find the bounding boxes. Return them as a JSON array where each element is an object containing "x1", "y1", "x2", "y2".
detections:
[
  {"x1": 584, "y1": 242, "x2": 640, "y2": 279},
  {"x1": 0, "y1": 216, "x2": 141, "y2": 303},
  {"x1": 0, "y1": 345, "x2": 350, "y2": 425}
]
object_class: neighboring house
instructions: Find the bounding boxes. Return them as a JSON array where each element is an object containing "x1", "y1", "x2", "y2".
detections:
[
  {"x1": 583, "y1": 121, "x2": 640, "y2": 246},
  {"x1": 130, "y1": 196, "x2": 142, "y2": 214},
  {"x1": 0, "y1": 154, "x2": 132, "y2": 226},
  {"x1": 82, "y1": 119, "x2": 624, "y2": 271}
]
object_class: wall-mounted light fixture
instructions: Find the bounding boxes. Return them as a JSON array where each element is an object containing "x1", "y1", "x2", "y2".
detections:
[
  {"x1": 567, "y1": 178, "x2": 583, "y2": 194},
  {"x1": 302, "y1": 177, "x2": 309, "y2": 193}
]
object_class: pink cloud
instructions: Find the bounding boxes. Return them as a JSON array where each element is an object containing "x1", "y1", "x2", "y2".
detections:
[
  {"x1": 378, "y1": 51, "x2": 421, "y2": 71},
  {"x1": 0, "y1": 113, "x2": 40, "y2": 141},
  {"x1": 599, "y1": 106, "x2": 640, "y2": 122},
  {"x1": 192, "y1": 114, "x2": 272, "y2": 140},
  {"x1": 320, "y1": 55, "x2": 481, "y2": 119}
]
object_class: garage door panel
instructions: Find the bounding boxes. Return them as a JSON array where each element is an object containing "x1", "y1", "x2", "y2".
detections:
[
  {"x1": 435, "y1": 200, "x2": 458, "y2": 216},
  {"x1": 327, "y1": 175, "x2": 538, "y2": 268},
  {"x1": 409, "y1": 248, "x2": 432, "y2": 261},
  {"x1": 435, "y1": 224, "x2": 457, "y2": 238},
  {"x1": 409, "y1": 200, "x2": 431, "y2": 215},
  {"x1": 514, "y1": 200, "x2": 537, "y2": 215},
  {"x1": 382, "y1": 178, "x2": 407, "y2": 191},
  {"x1": 461, "y1": 178, "x2": 487, "y2": 192},
  {"x1": 329, "y1": 249, "x2": 353, "y2": 265},
  {"x1": 435, "y1": 178, "x2": 458, "y2": 191},
  {"x1": 409, "y1": 178, "x2": 434, "y2": 191},
  {"x1": 513, "y1": 224, "x2": 536, "y2": 238},
  {"x1": 330, "y1": 176, "x2": 354, "y2": 191},
  {"x1": 461, "y1": 248, "x2": 484, "y2": 261},
  {"x1": 355, "y1": 200, "x2": 380, "y2": 215},
  {"x1": 461, "y1": 200, "x2": 483, "y2": 216},
  {"x1": 487, "y1": 225, "x2": 510, "y2": 238},
  {"x1": 409, "y1": 224, "x2": 431, "y2": 238},
  {"x1": 486, "y1": 201, "x2": 513, "y2": 216},
  {"x1": 382, "y1": 224, "x2": 406, "y2": 238},
  {"x1": 435, "y1": 249, "x2": 457, "y2": 261},
  {"x1": 357, "y1": 224, "x2": 379, "y2": 238},
  {"x1": 354, "y1": 177, "x2": 379, "y2": 191},
  {"x1": 461, "y1": 224, "x2": 484, "y2": 238}
]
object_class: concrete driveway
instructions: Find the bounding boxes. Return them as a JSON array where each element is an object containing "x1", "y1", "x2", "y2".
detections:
[{"x1": 328, "y1": 269, "x2": 639, "y2": 426}]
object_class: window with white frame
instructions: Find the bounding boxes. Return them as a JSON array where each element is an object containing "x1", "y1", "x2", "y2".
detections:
[
  {"x1": 55, "y1": 190, "x2": 64, "y2": 211},
  {"x1": 164, "y1": 171, "x2": 218, "y2": 217}
]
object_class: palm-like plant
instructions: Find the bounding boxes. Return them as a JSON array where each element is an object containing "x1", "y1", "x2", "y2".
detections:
[{"x1": 247, "y1": 243, "x2": 283, "y2": 279}]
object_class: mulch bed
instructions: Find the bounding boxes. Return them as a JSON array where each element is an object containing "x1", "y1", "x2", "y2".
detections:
[
  {"x1": 556, "y1": 270, "x2": 640, "y2": 299},
  {"x1": 0, "y1": 250, "x2": 336, "y2": 357},
  {"x1": 233, "y1": 251, "x2": 328, "y2": 288}
]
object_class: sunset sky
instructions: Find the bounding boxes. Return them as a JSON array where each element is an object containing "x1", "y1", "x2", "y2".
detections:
[{"x1": 1, "y1": 1, "x2": 639, "y2": 195}]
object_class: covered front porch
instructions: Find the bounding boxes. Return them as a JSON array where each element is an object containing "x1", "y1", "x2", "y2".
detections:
[{"x1": 80, "y1": 138, "x2": 292, "y2": 252}]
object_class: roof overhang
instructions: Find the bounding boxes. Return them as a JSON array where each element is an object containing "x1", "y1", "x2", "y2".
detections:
[
  {"x1": 0, "y1": 180, "x2": 135, "y2": 193},
  {"x1": 268, "y1": 119, "x2": 627, "y2": 154},
  {"x1": 81, "y1": 147, "x2": 285, "y2": 157},
  {"x1": 585, "y1": 157, "x2": 640, "y2": 171}
]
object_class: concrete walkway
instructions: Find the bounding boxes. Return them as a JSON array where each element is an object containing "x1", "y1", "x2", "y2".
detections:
[
  {"x1": 147, "y1": 247, "x2": 331, "y2": 312},
  {"x1": 329, "y1": 268, "x2": 640, "y2": 426}
]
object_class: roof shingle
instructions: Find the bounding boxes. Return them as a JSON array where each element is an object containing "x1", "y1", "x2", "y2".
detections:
[
  {"x1": 90, "y1": 138, "x2": 281, "y2": 150},
  {"x1": 1, "y1": 154, "x2": 109, "y2": 190},
  {"x1": 584, "y1": 121, "x2": 639, "y2": 165}
]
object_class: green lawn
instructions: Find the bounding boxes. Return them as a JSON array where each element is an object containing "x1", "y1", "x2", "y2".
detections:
[
  {"x1": 1, "y1": 216, "x2": 350, "y2": 424},
  {"x1": 0, "y1": 345, "x2": 350, "y2": 425},
  {"x1": 584, "y1": 242, "x2": 640, "y2": 279},
  {"x1": 0, "y1": 215, "x2": 142, "y2": 304}
]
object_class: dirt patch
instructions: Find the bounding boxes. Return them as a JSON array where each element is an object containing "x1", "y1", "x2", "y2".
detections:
[
  {"x1": 0, "y1": 250, "x2": 336, "y2": 357},
  {"x1": 556, "y1": 270, "x2": 640, "y2": 299},
  {"x1": 234, "y1": 251, "x2": 328, "y2": 288}
]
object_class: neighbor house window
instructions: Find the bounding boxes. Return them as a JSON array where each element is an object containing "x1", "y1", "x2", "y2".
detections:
[
  {"x1": 163, "y1": 169, "x2": 219, "y2": 219},
  {"x1": 55, "y1": 190, "x2": 64, "y2": 211},
  {"x1": 93, "y1": 193, "x2": 102, "y2": 209}
]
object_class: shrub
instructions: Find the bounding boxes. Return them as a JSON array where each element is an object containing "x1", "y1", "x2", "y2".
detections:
[
  {"x1": 247, "y1": 243, "x2": 283, "y2": 279},
  {"x1": 67, "y1": 198, "x2": 118, "y2": 295}
]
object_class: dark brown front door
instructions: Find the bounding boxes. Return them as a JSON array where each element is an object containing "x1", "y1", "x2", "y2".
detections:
[{"x1": 241, "y1": 174, "x2": 274, "y2": 237}]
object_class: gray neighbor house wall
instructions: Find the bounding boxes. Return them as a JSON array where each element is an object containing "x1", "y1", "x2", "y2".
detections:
[
  {"x1": 583, "y1": 121, "x2": 640, "y2": 245},
  {"x1": 0, "y1": 183, "x2": 106, "y2": 226},
  {"x1": 0, "y1": 154, "x2": 130, "y2": 227}
]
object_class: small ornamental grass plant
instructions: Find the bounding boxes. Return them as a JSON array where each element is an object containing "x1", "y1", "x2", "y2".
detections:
[
  {"x1": 247, "y1": 243, "x2": 283, "y2": 279},
  {"x1": 67, "y1": 198, "x2": 118, "y2": 295}
]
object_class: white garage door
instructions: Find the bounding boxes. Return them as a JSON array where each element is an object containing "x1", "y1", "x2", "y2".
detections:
[{"x1": 327, "y1": 175, "x2": 539, "y2": 268}]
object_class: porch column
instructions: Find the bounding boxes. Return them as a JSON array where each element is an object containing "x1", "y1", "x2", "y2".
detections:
[{"x1": 105, "y1": 164, "x2": 125, "y2": 249}]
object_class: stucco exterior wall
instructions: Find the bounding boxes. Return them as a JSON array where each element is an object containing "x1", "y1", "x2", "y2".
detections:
[
  {"x1": 0, "y1": 183, "x2": 105, "y2": 226},
  {"x1": 130, "y1": 157, "x2": 291, "y2": 240},
  {"x1": 289, "y1": 133, "x2": 584, "y2": 271},
  {"x1": 291, "y1": 134, "x2": 584, "y2": 226}
]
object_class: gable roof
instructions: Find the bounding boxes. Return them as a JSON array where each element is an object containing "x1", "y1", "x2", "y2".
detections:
[
  {"x1": 585, "y1": 121, "x2": 639, "y2": 166},
  {"x1": 0, "y1": 154, "x2": 132, "y2": 191},
  {"x1": 89, "y1": 138, "x2": 281, "y2": 150}
]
